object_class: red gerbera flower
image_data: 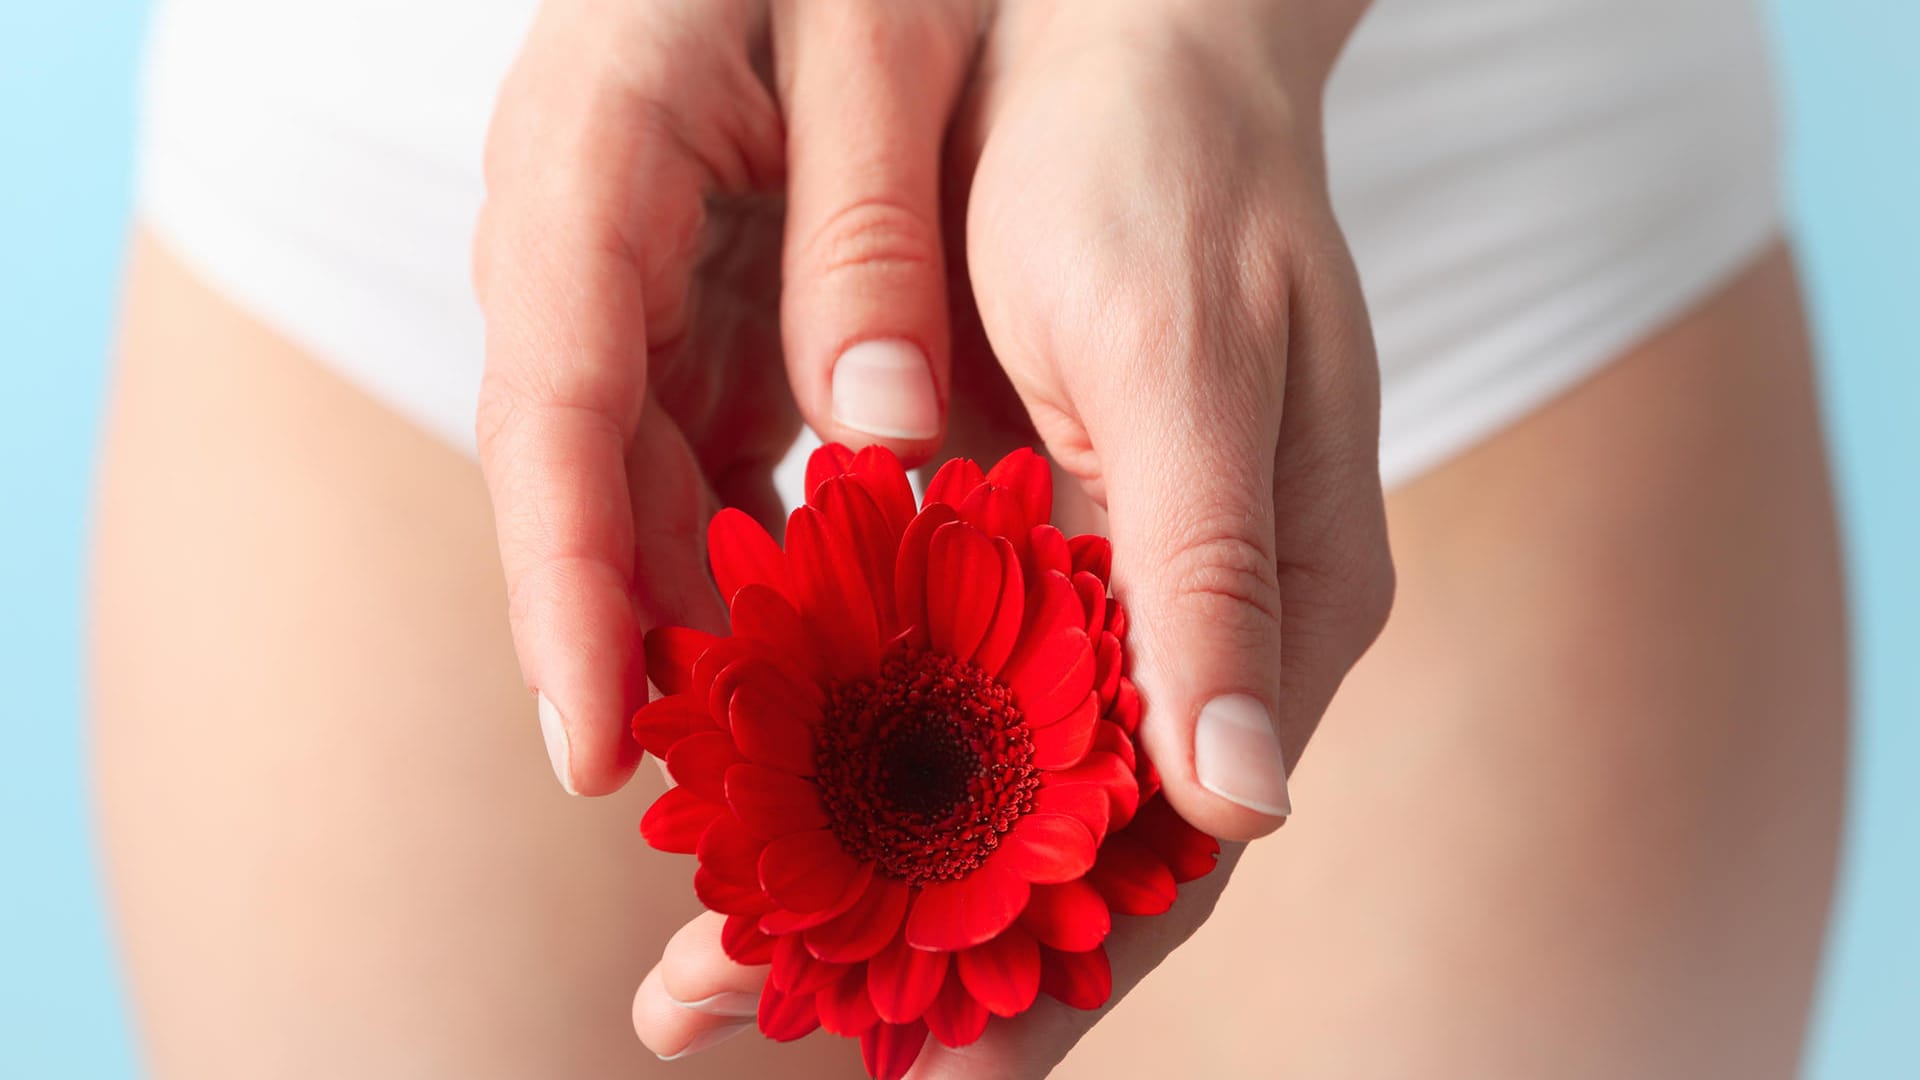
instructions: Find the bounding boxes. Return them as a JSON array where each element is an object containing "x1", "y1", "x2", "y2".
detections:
[{"x1": 635, "y1": 443, "x2": 1219, "y2": 1080}]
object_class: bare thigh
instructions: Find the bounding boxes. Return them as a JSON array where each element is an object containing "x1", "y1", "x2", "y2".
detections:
[
  {"x1": 93, "y1": 231, "x2": 859, "y2": 1079},
  {"x1": 94, "y1": 233, "x2": 1845, "y2": 1080},
  {"x1": 1067, "y1": 241, "x2": 1847, "y2": 1079}
]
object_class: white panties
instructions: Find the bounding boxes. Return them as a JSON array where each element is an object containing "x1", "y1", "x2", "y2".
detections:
[{"x1": 136, "y1": 0, "x2": 1782, "y2": 491}]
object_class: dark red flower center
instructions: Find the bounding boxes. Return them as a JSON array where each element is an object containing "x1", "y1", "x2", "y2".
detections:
[{"x1": 814, "y1": 649, "x2": 1039, "y2": 887}]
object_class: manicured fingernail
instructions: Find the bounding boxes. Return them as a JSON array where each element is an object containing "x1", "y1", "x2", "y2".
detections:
[
  {"x1": 536, "y1": 691, "x2": 578, "y2": 796},
  {"x1": 657, "y1": 1020, "x2": 753, "y2": 1061},
  {"x1": 831, "y1": 339, "x2": 940, "y2": 441},
  {"x1": 668, "y1": 990, "x2": 761, "y2": 1019},
  {"x1": 1194, "y1": 694, "x2": 1292, "y2": 817}
]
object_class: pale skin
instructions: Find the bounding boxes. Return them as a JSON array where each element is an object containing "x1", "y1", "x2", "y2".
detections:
[{"x1": 93, "y1": 0, "x2": 1845, "y2": 1077}]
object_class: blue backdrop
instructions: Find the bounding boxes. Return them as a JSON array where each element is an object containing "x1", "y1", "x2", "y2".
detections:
[{"x1": 2, "y1": 3, "x2": 1913, "y2": 1075}]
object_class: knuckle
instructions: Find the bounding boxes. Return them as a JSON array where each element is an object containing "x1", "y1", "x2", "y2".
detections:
[
  {"x1": 1162, "y1": 525, "x2": 1284, "y2": 633},
  {"x1": 800, "y1": 196, "x2": 941, "y2": 282}
]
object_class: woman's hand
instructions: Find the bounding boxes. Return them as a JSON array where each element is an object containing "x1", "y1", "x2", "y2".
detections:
[
  {"x1": 633, "y1": 1, "x2": 1392, "y2": 1073},
  {"x1": 473, "y1": 0, "x2": 984, "y2": 795}
]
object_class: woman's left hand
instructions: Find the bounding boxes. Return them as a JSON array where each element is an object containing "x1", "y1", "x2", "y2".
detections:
[{"x1": 635, "y1": 1, "x2": 1391, "y2": 1073}]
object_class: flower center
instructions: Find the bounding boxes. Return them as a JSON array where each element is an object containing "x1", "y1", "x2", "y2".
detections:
[{"x1": 814, "y1": 649, "x2": 1039, "y2": 887}]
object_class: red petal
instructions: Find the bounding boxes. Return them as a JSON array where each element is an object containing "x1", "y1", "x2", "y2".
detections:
[
  {"x1": 1039, "y1": 946, "x2": 1112, "y2": 1010},
  {"x1": 847, "y1": 445, "x2": 917, "y2": 538},
  {"x1": 757, "y1": 980, "x2": 821, "y2": 1042},
  {"x1": 1070, "y1": 572, "x2": 1107, "y2": 636},
  {"x1": 722, "y1": 912, "x2": 777, "y2": 965},
  {"x1": 644, "y1": 626, "x2": 718, "y2": 695},
  {"x1": 1013, "y1": 571, "x2": 1082, "y2": 649},
  {"x1": 984, "y1": 447, "x2": 1052, "y2": 529},
  {"x1": 924, "y1": 968, "x2": 991, "y2": 1048},
  {"x1": 638, "y1": 786, "x2": 722, "y2": 854},
  {"x1": 927, "y1": 522, "x2": 1000, "y2": 662},
  {"x1": 1106, "y1": 596, "x2": 1128, "y2": 640},
  {"x1": 892, "y1": 504, "x2": 958, "y2": 645},
  {"x1": 690, "y1": 636, "x2": 785, "y2": 710},
  {"x1": 694, "y1": 866, "x2": 768, "y2": 915},
  {"x1": 758, "y1": 882, "x2": 867, "y2": 935},
  {"x1": 695, "y1": 813, "x2": 765, "y2": 887},
  {"x1": 1066, "y1": 534, "x2": 1112, "y2": 580},
  {"x1": 728, "y1": 585, "x2": 826, "y2": 684},
  {"x1": 956, "y1": 925, "x2": 1041, "y2": 1017},
  {"x1": 774, "y1": 932, "x2": 850, "y2": 995},
  {"x1": 1109, "y1": 673, "x2": 1142, "y2": 735},
  {"x1": 1031, "y1": 692, "x2": 1099, "y2": 770},
  {"x1": 815, "y1": 475, "x2": 901, "y2": 631},
  {"x1": 707, "y1": 652, "x2": 823, "y2": 728},
  {"x1": 759, "y1": 829, "x2": 868, "y2": 913},
  {"x1": 786, "y1": 505, "x2": 880, "y2": 678},
  {"x1": 1087, "y1": 834, "x2": 1177, "y2": 916},
  {"x1": 1093, "y1": 631, "x2": 1122, "y2": 706},
  {"x1": 1050, "y1": 750, "x2": 1141, "y2": 832},
  {"x1": 973, "y1": 538, "x2": 1025, "y2": 675},
  {"x1": 861, "y1": 1020, "x2": 930, "y2": 1080},
  {"x1": 1028, "y1": 525, "x2": 1071, "y2": 578},
  {"x1": 805, "y1": 443, "x2": 859, "y2": 503},
  {"x1": 1007, "y1": 629, "x2": 1096, "y2": 729},
  {"x1": 1095, "y1": 718, "x2": 1139, "y2": 771},
  {"x1": 665, "y1": 731, "x2": 741, "y2": 802},
  {"x1": 1019, "y1": 880, "x2": 1112, "y2": 952},
  {"x1": 816, "y1": 964, "x2": 880, "y2": 1036},
  {"x1": 725, "y1": 763, "x2": 828, "y2": 836},
  {"x1": 995, "y1": 813, "x2": 1097, "y2": 885},
  {"x1": 708, "y1": 507, "x2": 789, "y2": 604},
  {"x1": 905, "y1": 863, "x2": 1031, "y2": 951},
  {"x1": 867, "y1": 934, "x2": 949, "y2": 1024},
  {"x1": 807, "y1": 877, "x2": 912, "y2": 963},
  {"x1": 729, "y1": 679, "x2": 820, "y2": 777},
  {"x1": 631, "y1": 693, "x2": 710, "y2": 759},
  {"x1": 1128, "y1": 796, "x2": 1222, "y2": 883},
  {"x1": 1033, "y1": 777, "x2": 1111, "y2": 841},
  {"x1": 923, "y1": 457, "x2": 986, "y2": 509},
  {"x1": 956, "y1": 483, "x2": 1030, "y2": 553}
]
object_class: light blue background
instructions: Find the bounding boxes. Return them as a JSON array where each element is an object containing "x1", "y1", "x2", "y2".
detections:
[{"x1": 1, "y1": 2, "x2": 1913, "y2": 1076}]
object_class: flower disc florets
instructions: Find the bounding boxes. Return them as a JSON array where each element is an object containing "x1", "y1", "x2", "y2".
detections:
[{"x1": 817, "y1": 649, "x2": 1040, "y2": 886}]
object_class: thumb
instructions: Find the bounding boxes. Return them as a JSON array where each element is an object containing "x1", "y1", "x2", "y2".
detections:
[
  {"x1": 774, "y1": 1, "x2": 978, "y2": 462},
  {"x1": 1090, "y1": 377, "x2": 1296, "y2": 843}
]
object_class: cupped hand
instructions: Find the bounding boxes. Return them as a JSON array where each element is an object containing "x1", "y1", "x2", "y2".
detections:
[
  {"x1": 473, "y1": 0, "x2": 982, "y2": 795},
  {"x1": 633, "y1": 1, "x2": 1393, "y2": 1074}
]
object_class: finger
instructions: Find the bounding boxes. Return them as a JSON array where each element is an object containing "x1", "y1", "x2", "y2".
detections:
[
  {"x1": 1080, "y1": 331, "x2": 1296, "y2": 842},
  {"x1": 632, "y1": 912, "x2": 771, "y2": 1059},
  {"x1": 1265, "y1": 237, "x2": 1395, "y2": 758},
  {"x1": 475, "y1": 7, "x2": 779, "y2": 797},
  {"x1": 772, "y1": 1, "x2": 980, "y2": 461},
  {"x1": 476, "y1": 190, "x2": 669, "y2": 798}
]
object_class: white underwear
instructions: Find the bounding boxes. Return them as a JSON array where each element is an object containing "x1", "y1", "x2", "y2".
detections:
[{"x1": 136, "y1": 0, "x2": 1782, "y2": 491}]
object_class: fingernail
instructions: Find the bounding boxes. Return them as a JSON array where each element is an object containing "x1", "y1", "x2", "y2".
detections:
[
  {"x1": 657, "y1": 1020, "x2": 753, "y2": 1061},
  {"x1": 1194, "y1": 694, "x2": 1292, "y2": 817},
  {"x1": 536, "y1": 691, "x2": 578, "y2": 796},
  {"x1": 831, "y1": 339, "x2": 940, "y2": 441},
  {"x1": 668, "y1": 990, "x2": 761, "y2": 1019}
]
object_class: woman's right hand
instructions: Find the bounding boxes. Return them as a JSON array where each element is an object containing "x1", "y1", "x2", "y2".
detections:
[{"x1": 473, "y1": 0, "x2": 984, "y2": 795}]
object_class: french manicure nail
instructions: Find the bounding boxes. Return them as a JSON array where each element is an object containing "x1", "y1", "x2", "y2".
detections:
[
  {"x1": 831, "y1": 339, "x2": 940, "y2": 441},
  {"x1": 1194, "y1": 694, "x2": 1292, "y2": 817},
  {"x1": 668, "y1": 990, "x2": 761, "y2": 1019},
  {"x1": 657, "y1": 1020, "x2": 753, "y2": 1061},
  {"x1": 536, "y1": 691, "x2": 578, "y2": 796}
]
